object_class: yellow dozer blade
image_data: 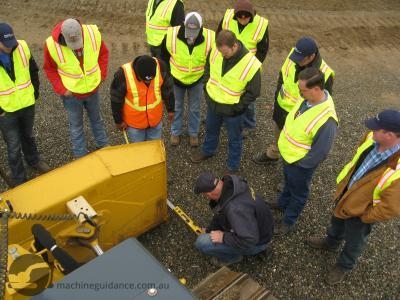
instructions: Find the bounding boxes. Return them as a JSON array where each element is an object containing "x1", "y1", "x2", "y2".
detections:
[{"x1": 1, "y1": 140, "x2": 168, "y2": 262}]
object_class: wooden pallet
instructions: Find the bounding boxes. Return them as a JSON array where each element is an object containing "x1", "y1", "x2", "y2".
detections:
[{"x1": 192, "y1": 266, "x2": 277, "y2": 300}]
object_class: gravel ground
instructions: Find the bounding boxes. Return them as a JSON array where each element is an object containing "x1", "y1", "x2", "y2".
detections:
[{"x1": 1, "y1": 0, "x2": 400, "y2": 299}]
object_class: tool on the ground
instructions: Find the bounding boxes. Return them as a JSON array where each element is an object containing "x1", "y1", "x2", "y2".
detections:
[
  {"x1": 122, "y1": 129, "x2": 129, "y2": 144},
  {"x1": 167, "y1": 199, "x2": 202, "y2": 235}
]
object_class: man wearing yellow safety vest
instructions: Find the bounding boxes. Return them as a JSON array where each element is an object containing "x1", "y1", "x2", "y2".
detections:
[
  {"x1": 217, "y1": 0, "x2": 269, "y2": 136},
  {"x1": 190, "y1": 30, "x2": 261, "y2": 173},
  {"x1": 44, "y1": 18, "x2": 109, "y2": 158},
  {"x1": 110, "y1": 55, "x2": 175, "y2": 142},
  {"x1": 266, "y1": 68, "x2": 338, "y2": 235},
  {"x1": 253, "y1": 36, "x2": 334, "y2": 164},
  {"x1": 0, "y1": 23, "x2": 51, "y2": 186},
  {"x1": 306, "y1": 109, "x2": 400, "y2": 285},
  {"x1": 146, "y1": 0, "x2": 185, "y2": 58},
  {"x1": 160, "y1": 12, "x2": 215, "y2": 147}
]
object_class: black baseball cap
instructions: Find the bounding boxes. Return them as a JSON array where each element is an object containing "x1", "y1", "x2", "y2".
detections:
[{"x1": 194, "y1": 172, "x2": 218, "y2": 194}]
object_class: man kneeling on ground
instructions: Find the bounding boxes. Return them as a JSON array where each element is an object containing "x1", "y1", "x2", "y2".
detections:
[{"x1": 194, "y1": 172, "x2": 273, "y2": 266}]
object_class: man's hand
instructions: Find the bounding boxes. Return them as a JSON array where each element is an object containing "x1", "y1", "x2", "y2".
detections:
[
  {"x1": 210, "y1": 230, "x2": 224, "y2": 243},
  {"x1": 64, "y1": 90, "x2": 73, "y2": 97},
  {"x1": 167, "y1": 112, "x2": 174, "y2": 122},
  {"x1": 116, "y1": 122, "x2": 127, "y2": 131}
]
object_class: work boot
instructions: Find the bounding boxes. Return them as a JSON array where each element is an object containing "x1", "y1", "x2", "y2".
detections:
[
  {"x1": 190, "y1": 151, "x2": 213, "y2": 163},
  {"x1": 170, "y1": 135, "x2": 180, "y2": 146},
  {"x1": 189, "y1": 136, "x2": 199, "y2": 147},
  {"x1": 242, "y1": 128, "x2": 255, "y2": 139},
  {"x1": 252, "y1": 152, "x2": 279, "y2": 165},
  {"x1": 257, "y1": 245, "x2": 273, "y2": 262},
  {"x1": 274, "y1": 222, "x2": 294, "y2": 236},
  {"x1": 266, "y1": 145, "x2": 280, "y2": 161},
  {"x1": 209, "y1": 255, "x2": 243, "y2": 267},
  {"x1": 265, "y1": 198, "x2": 282, "y2": 210},
  {"x1": 325, "y1": 265, "x2": 347, "y2": 285},
  {"x1": 305, "y1": 236, "x2": 340, "y2": 252},
  {"x1": 30, "y1": 160, "x2": 51, "y2": 174}
]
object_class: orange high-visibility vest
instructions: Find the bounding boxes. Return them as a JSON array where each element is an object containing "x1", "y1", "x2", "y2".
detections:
[{"x1": 121, "y1": 59, "x2": 164, "y2": 129}]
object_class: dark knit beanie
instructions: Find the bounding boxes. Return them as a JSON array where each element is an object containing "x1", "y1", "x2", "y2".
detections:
[
  {"x1": 234, "y1": 0, "x2": 255, "y2": 16},
  {"x1": 134, "y1": 55, "x2": 156, "y2": 81}
]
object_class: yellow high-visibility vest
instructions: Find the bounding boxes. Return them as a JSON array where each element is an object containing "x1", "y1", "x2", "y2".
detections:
[
  {"x1": 336, "y1": 132, "x2": 375, "y2": 184},
  {"x1": 277, "y1": 48, "x2": 334, "y2": 113},
  {"x1": 146, "y1": 0, "x2": 178, "y2": 47},
  {"x1": 206, "y1": 46, "x2": 261, "y2": 104},
  {"x1": 372, "y1": 157, "x2": 400, "y2": 206},
  {"x1": 46, "y1": 25, "x2": 102, "y2": 94},
  {"x1": 0, "y1": 40, "x2": 35, "y2": 112},
  {"x1": 222, "y1": 9, "x2": 268, "y2": 54},
  {"x1": 166, "y1": 26, "x2": 215, "y2": 85},
  {"x1": 278, "y1": 94, "x2": 338, "y2": 163}
]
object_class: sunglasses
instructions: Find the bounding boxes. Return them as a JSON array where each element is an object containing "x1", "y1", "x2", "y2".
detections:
[{"x1": 236, "y1": 14, "x2": 251, "y2": 19}]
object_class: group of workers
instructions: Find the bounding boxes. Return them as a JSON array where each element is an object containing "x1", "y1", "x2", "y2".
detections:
[{"x1": 0, "y1": 0, "x2": 399, "y2": 287}]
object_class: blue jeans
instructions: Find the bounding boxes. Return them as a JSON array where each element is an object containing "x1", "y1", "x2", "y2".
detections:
[
  {"x1": 0, "y1": 105, "x2": 39, "y2": 184},
  {"x1": 278, "y1": 162, "x2": 316, "y2": 225},
  {"x1": 171, "y1": 82, "x2": 202, "y2": 137},
  {"x1": 126, "y1": 122, "x2": 162, "y2": 142},
  {"x1": 325, "y1": 216, "x2": 373, "y2": 271},
  {"x1": 62, "y1": 92, "x2": 109, "y2": 158},
  {"x1": 242, "y1": 102, "x2": 256, "y2": 129},
  {"x1": 202, "y1": 107, "x2": 243, "y2": 171},
  {"x1": 195, "y1": 233, "x2": 266, "y2": 263}
]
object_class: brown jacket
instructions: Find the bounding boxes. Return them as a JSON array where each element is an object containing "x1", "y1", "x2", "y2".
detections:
[{"x1": 333, "y1": 133, "x2": 400, "y2": 223}]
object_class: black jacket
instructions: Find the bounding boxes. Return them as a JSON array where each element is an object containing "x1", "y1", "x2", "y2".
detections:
[
  {"x1": 216, "y1": 15, "x2": 269, "y2": 63},
  {"x1": 159, "y1": 26, "x2": 206, "y2": 88},
  {"x1": 148, "y1": 0, "x2": 185, "y2": 27},
  {"x1": 110, "y1": 57, "x2": 175, "y2": 124},
  {"x1": 203, "y1": 41, "x2": 261, "y2": 117},
  {"x1": 274, "y1": 51, "x2": 334, "y2": 101},
  {"x1": 0, "y1": 45, "x2": 39, "y2": 114},
  {"x1": 207, "y1": 175, "x2": 274, "y2": 249}
]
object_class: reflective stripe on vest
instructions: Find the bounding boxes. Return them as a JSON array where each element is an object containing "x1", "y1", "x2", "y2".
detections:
[
  {"x1": 221, "y1": 9, "x2": 268, "y2": 53},
  {"x1": 166, "y1": 26, "x2": 215, "y2": 85},
  {"x1": 0, "y1": 40, "x2": 35, "y2": 112},
  {"x1": 146, "y1": 0, "x2": 177, "y2": 46},
  {"x1": 278, "y1": 95, "x2": 338, "y2": 163},
  {"x1": 46, "y1": 25, "x2": 101, "y2": 93},
  {"x1": 373, "y1": 158, "x2": 400, "y2": 206},
  {"x1": 121, "y1": 59, "x2": 163, "y2": 129},
  {"x1": 277, "y1": 49, "x2": 335, "y2": 113},
  {"x1": 336, "y1": 132, "x2": 375, "y2": 184},
  {"x1": 206, "y1": 48, "x2": 261, "y2": 104}
]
